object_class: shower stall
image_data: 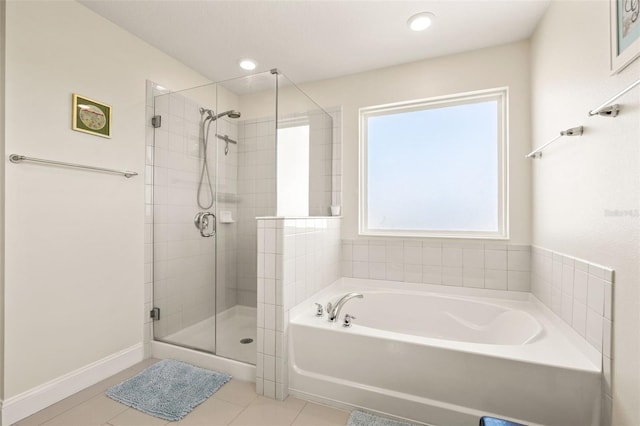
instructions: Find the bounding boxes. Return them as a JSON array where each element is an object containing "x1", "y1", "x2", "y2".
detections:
[{"x1": 149, "y1": 70, "x2": 334, "y2": 368}]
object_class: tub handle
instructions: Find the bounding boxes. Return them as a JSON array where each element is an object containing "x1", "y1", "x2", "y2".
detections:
[
  {"x1": 314, "y1": 303, "x2": 324, "y2": 317},
  {"x1": 326, "y1": 302, "x2": 333, "y2": 315},
  {"x1": 343, "y1": 314, "x2": 356, "y2": 328}
]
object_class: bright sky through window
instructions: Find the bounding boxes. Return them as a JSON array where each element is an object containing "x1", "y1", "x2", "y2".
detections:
[{"x1": 361, "y1": 91, "x2": 506, "y2": 238}]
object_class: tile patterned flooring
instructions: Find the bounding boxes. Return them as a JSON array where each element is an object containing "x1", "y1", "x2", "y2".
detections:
[{"x1": 14, "y1": 359, "x2": 350, "y2": 426}]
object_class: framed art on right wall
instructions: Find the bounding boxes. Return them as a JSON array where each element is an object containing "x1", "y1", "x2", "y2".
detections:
[{"x1": 611, "y1": 0, "x2": 640, "y2": 73}]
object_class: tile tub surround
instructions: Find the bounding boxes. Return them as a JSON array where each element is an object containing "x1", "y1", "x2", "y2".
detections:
[
  {"x1": 341, "y1": 240, "x2": 531, "y2": 292},
  {"x1": 340, "y1": 240, "x2": 612, "y2": 359},
  {"x1": 340, "y1": 239, "x2": 613, "y2": 425},
  {"x1": 256, "y1": 217, "x2": 342, "y2": 400},
  {"x1": 530, "y1": 246, "x2": 614, "y2": 426}
]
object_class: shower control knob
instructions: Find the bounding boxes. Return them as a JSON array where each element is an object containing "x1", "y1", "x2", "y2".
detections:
[{"x1": 194, "y1": 211, "x2": 216, "y2": 237}]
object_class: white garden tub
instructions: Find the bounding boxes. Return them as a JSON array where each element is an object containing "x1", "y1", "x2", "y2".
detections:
[{"x1": 288, "y1": 278, "x2": 601, "y2": 426}]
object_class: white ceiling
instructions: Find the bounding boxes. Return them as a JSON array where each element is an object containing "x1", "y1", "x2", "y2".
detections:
[{"x1": 80, "y1": 0, "x2": 550, "y2": 87}]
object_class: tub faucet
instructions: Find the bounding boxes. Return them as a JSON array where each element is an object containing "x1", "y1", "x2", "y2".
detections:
[{"x1": 327, "y1": 292, "x2": 363, "y2": 322}]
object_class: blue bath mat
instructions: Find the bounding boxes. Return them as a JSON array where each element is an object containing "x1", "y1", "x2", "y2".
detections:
[
  {"x1": 106, "y1": 359, "x2": 231, "y2": 421},
  {"x1": 348, "y1": 410, "x2": 419, "y2": 426}
]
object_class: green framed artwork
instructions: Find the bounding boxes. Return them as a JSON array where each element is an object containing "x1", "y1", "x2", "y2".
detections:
[
  {"x1": 72, "y1": 94, "x2": 111, "y2": 138},
  {"x1": 611, "y1": 0, "x2": 640, "y2": 73}
]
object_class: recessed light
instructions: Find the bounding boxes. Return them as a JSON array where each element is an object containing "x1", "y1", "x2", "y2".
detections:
[
  {"x1": 407, "y1": 12, "x2": 434, "y2": 32},
  {"x1": 239, "y1": 59, "x2": 257, "y2": 71}
]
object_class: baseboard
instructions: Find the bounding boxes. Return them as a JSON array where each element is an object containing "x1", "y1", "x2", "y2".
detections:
[{"x1": 2, "y1": 343, "x2": 144, "y2": 426}]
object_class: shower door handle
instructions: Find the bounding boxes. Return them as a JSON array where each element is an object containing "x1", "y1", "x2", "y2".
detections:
[{"x1": 194, "y1": 212, "x2": 216, "y2": 237}]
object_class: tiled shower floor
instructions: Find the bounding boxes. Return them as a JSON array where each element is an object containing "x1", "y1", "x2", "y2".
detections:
[{"x1": 13, "y1": 359, "x2": 350, "y2": 426}]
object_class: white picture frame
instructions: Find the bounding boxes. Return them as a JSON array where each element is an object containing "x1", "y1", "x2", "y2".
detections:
[{"x1": 611, "y1": 0, "x2": 640, "y2": 74}]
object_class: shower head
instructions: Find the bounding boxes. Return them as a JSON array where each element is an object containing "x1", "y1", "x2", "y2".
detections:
[
  {"x1": 200, "y1": 108, "x2": 241, "y2": 122},
  {"x1": 214, "y1": 110, "x2": 241, "y2": 120}
]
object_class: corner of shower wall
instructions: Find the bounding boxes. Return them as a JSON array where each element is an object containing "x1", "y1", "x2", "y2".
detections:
[{"x1": 255, "y1": 216, "x2": 342, "y2": 400}]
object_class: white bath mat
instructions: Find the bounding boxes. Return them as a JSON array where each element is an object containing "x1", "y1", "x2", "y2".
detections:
[
  {"x1": 348, "y1": 410, "x2": 419, "y2": 426},
  {"x1": 106, "y1": 359, "x2": 231, "y2": 421}
]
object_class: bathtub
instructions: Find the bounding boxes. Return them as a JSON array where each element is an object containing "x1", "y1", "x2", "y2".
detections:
[{"x1": 288, "y1": 278, "x2": 601, "y2": 426}]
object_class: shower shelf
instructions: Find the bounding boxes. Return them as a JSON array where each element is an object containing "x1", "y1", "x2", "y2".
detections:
[{"x1": 219, "y1": 210, "x2": 235, "y2": 224}]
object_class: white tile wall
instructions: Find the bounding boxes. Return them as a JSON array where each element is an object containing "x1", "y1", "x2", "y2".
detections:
[
  {"x1": 256, "y1": 217, "x2": 341, "y2": 400},
  {"x1": 236, "y1": 117, "x2": 277, "y2": 306},
  {"x1": 153, "y1": 90, "x2": 220, "y2": 336},
  {"x1": 530, "y1": 245, "x2": 614, "y2": 425},
  {"x1": 531, "y1": 246, "x2": 613, "y2": 349},
  {"x1": 328, "y1": 108, "x2": 343, "y2": 210},
  {"x1": 341, "y1": 240, "x2": 531, "y2": 292}
]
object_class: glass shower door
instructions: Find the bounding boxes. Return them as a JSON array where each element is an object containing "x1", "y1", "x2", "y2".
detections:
[
  {"x1": 152, "y1": 87, "x2": 218, "y2": 354},
  {"x1": 150, "y1": 71, "x2": 280, "y2": 365}
]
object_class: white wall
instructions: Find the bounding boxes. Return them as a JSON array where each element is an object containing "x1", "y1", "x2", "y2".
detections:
[
  {"x1": 4, "y1": 0, "x2": 209, "y2": 398},
  {"x1": 295, "y1": 41, "x2": 532, "y2": 243},
  {"x1": 530, "y1": 1, "x2": 640, "y2": 424}
]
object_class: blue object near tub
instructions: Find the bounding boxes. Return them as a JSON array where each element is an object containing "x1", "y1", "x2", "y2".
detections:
[
  {"x1": 480, "y1": 416, "x2": 527, "y2": 426},
  {"x1": 106, "y1": 359, "x2": 231, "y2": 421}
]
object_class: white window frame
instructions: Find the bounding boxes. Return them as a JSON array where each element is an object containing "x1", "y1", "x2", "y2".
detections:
[{"x1": 358, "y1": 88, "x2": 509, "y2": 239}]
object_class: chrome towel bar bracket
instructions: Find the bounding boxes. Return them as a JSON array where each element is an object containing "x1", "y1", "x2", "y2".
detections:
[
  {"x1": 526, "y1": 126, "x2": 584, "y2": 160},
  {"x1": 588, "y1": 78, "x2": 640, "y2": 117}
]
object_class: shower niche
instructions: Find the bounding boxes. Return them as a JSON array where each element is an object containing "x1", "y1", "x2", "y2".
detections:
[{"x1": 150, "y1": 71, "x2": 333, "y2": 365}]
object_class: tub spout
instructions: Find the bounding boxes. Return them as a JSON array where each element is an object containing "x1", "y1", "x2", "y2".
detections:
[{"x1": 327, "y1": 292, "x2": 363, "y2": 322}]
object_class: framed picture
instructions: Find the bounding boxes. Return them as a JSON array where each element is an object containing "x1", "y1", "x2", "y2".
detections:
[
  {"x1": 611, "y1": 0, "x2": 640, "y2": 73},
  {"x1": 72, "y1": 94, "x2": 111, "y2": 138}
]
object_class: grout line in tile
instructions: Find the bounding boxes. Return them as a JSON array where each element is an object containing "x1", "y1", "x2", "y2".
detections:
[
  {"x1": 20, "y1": 391, "x2": 97, "y2": 426},
  {"x1": 288, "y1": 401, "x2": 309, "y2": 425},
  {"x1": 226, "y1": 403, "x2": 247, "y2": 426}
]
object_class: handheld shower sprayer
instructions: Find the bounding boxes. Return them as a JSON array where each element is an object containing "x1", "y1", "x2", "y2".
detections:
[{"x1": 197, "y1": 107, "x2": 242, "y2": 209}]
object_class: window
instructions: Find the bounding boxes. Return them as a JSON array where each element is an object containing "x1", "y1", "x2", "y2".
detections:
[
  {"x1": 359, "y1": 88, "x2": 507, "y2": 238},
  {"x1": 277, "y1": 120, "x2": 310, "y2": 216}
]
